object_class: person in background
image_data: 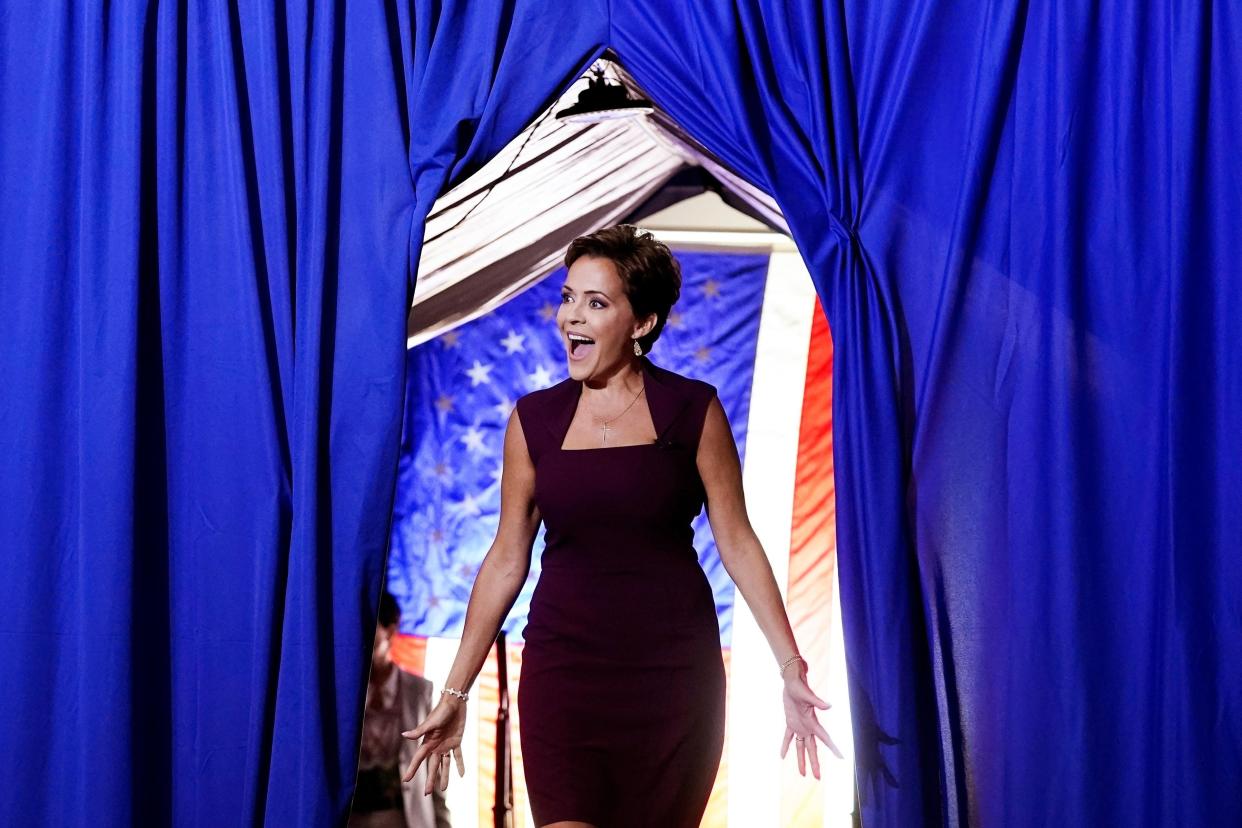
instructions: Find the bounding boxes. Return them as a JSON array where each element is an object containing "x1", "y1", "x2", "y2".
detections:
[{"x1": 350, "y1": 592, "x2": 451, "y2": 828}]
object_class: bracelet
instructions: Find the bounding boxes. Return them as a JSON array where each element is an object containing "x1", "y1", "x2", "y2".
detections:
[
  {"x1": 779, "y1": 654, "x2": 805, "y2": 676},
  {"x1": 441, "y1": 686, "x2": 469, "y2": 703}
]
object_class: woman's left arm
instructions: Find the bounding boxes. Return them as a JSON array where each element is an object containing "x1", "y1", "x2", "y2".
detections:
[{"x1": 696, "y1": 394, "x2": 843, "y2": 777}]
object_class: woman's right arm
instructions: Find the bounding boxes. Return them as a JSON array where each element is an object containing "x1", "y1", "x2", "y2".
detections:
[
  {"x1": 402, "y1": 407, "x2": 541, "y2": 793},
  {"x1": 440, "y1": 406, "x2": 541, "y2": 696}
]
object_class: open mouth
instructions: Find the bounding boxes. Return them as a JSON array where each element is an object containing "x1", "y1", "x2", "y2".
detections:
[{"x1": 567, "y1": 332, "x2": 597, "y2": 361}]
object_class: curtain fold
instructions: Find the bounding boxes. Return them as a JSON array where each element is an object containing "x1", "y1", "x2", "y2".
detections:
[
  {"x1": 0, "y1": 2, "x2": 605, "y2": 825},
  {"x1": 611, "y1": 4, "x2": 942, "y2": 825},
  {"x1": 614, "y1": 1, "x2": 1241, "y2": 826},
  {"x1": 2, "y1": 1, "x2": 1239, "y2": 826}
]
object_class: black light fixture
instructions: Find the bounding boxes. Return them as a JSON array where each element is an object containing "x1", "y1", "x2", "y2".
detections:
[{"x1": 555, "y1": 65, "x2": 654, "y2": 123}]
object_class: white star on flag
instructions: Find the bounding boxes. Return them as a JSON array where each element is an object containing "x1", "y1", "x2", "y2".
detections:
[
  {"x1": 500, "y1": 330, "x2": 527, "y2": 354},
  {"x1": 492, "y1": 396, "x2": 514, "y2": 419},
  {"x1": 459, "y1": 426, "x2": 487, "y2": 454},
  {"x1": 465, "y1": 360, "x2": 494, "y2": 387},
  {"x1": 527, "y1": 363, "x2": 554, "y2": 389}
]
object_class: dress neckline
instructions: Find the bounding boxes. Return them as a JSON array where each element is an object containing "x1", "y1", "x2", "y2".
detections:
[{"x1": 558, "y1": 360, "x2": 661, "y2": 452}]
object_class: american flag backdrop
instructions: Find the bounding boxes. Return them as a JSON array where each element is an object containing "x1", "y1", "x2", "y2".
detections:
[{"x1": 387, "y1": 246, "x2": 855, "y2": 826}]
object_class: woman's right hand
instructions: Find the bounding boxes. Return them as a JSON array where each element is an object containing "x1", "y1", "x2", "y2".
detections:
[{"x1": 401, "y1": 696, "x2": 468, "y2": 796}]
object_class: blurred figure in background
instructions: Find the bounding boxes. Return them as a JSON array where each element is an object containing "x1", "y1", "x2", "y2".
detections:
[{"x1": 350, "y1": 592, "x2": 451, "y2": 828}]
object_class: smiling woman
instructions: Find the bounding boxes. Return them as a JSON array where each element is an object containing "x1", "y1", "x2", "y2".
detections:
[
  {"x1": 553, "y1": 227, "x2": 681, "y2": 447},
  {"x1": 559, "y1": 225, "x2": 681, "y2": 367},
  {"x1": 401, "y1": 225, "x2": 840, "y2": 828}
]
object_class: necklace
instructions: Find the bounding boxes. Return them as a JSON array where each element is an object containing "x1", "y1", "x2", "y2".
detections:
[{"x1": 584, "y1": 379, "x2": 645, "y2": 445}]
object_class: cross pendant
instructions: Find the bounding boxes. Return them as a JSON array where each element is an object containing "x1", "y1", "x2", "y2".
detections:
[{"x1": 600, "y1": 422, "x2": 612, "y2": 444}]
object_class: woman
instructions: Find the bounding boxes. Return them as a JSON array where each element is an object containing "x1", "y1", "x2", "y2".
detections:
[{"x1": 402, "y1": 225, "x2": 840, "y2": 828}]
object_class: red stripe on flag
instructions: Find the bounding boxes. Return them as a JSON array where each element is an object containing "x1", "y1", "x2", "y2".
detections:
[
  {"x1": 781, "y1": 299, "x2": 837, "y2": 825},
  {"x1": 391, "y1": 633, "x2": 428, "y2": 676}
]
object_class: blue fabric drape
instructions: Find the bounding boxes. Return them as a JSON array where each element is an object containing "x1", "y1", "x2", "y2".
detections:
[
  {"x1": 615, "y1": 2, "x2": 1242, "y2": 826},
  {"x1": 3, "y1": 1, "x2": 1239, "y2": 826},
  {"x1": 613, "y1": 6, "x2": 941, "y2": 823},
  {"x1": 0, "y1": 2, "x2": 604, "y2": 825}
]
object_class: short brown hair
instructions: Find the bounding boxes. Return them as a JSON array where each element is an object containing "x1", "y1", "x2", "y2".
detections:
[{"x1": 564, "y1": 224, "x2": 682, "y2": 356}]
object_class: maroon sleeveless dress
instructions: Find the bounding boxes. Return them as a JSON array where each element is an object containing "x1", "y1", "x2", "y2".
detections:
[{"x1": 514, "y1": 356, "x2": 726, "y2": 828}]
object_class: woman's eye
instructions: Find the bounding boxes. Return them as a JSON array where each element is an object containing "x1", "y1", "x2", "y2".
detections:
[{"x1": 560, "y1": 294, "x2": 604, "y2": 308}]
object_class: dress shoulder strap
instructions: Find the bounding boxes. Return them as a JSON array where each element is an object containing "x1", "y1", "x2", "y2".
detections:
[
  {"x1": 685, "y1": 380, "x2": 718, "y2": 455},
  {"x1": 514, "y1": 379, "x2": 576, "y2": 466},
  {"x1": 514, "y1": 391, "x2": 547, "y2": 466},
  {"x1": 658, "y1": 376, "x2": 718, "y2": 456}
]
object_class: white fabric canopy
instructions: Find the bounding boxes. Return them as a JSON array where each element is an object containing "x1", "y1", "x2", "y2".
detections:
[{"x1": 407, "y1": 64, "x2": 786, "y2": 347}]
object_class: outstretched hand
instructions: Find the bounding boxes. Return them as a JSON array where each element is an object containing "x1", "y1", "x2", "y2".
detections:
[
  {"x1": 779, "y1": 668, "x2": 844, "y2": 780},
  {"x1": 401, "y1": 696, "x2": 468, "y2": 796}
]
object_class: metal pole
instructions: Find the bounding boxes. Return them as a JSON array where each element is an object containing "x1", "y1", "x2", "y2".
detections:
[{"x1": 493, "y1": 633, "x2": 513, "y2": 828}]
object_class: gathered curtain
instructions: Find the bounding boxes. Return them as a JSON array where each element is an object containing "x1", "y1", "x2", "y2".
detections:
[
  {"x1": 0, "y1": 2, "x2": 607, "y2": 824},
  {"x1": 1, "y1": 2, "x2": 1237, "y2": 826}
]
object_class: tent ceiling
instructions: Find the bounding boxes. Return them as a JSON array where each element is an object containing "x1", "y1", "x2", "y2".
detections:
[{"x1": 408, "y1": 63, "x2": 787, "y2": 348}]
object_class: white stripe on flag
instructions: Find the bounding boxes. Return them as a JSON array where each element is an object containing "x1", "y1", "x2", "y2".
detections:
[{"x1": 726, "y1": 250, "x2": 817, "y2": 827}]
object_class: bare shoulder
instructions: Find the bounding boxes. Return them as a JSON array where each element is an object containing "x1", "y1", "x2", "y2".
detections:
[
  {"x1": 500, "y1": 406, "x2": 537, "y2": 505},
  {"x1": 505, "y1": 402, "x2": 532, "y2": 456},
  {"x1": 495, "y1": 403, "x2": 542, "y2": 556},
  {"x1": 695, "y1": 390, "x2": 745, "y2": 530},
  {"x1": 699, "y1": 394, "x2": 734, "y2": 453},
  {"x1": 687, "y1": 375, "x2": 718, "y2": 401}
]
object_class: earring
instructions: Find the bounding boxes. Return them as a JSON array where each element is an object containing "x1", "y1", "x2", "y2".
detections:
[{"x1": 632, "y1": 339, "x2": 643, "y2": 356}]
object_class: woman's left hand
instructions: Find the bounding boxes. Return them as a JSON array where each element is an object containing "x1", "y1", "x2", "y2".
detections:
[{"x1": 779, "y1": 665, "x2": 843, "y2": 779}]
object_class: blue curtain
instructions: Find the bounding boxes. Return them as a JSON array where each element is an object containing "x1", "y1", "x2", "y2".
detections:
[
  {"x1": 614, "y1": 2, "x2": 1242, "y2": 826},
  {"x1": 0, "y1": 2, "x2": 605, "y2": 825},
  {"x1": 2, "y1": 2, "x2": 1239, "y2": 826}
]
